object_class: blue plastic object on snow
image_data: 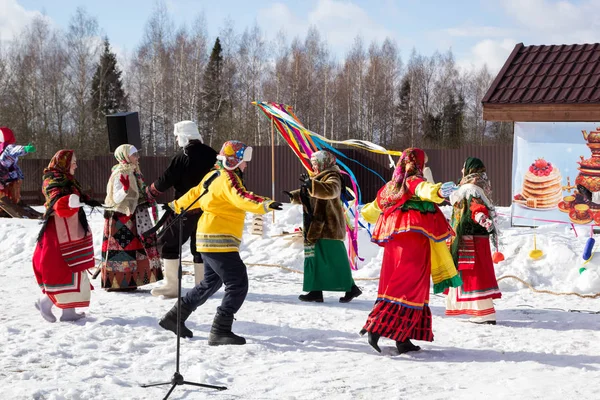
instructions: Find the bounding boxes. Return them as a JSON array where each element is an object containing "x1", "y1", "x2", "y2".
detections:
[{"x1": 583, "y1": 237, "x2": 595, "y2": 261}]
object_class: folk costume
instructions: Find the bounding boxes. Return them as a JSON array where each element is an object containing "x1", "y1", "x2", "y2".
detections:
[
  {"x1": 0, "y1": 127, "x2": 35, "y2": 205},
  {"x1": 32, "y1": 150, "x2": 94, "y2": 322},
  {"x1": 445, "y1": 157, "x2": 502, "y2": 324},
  {"x1": 159, "y1": 140, "x2": 282, "y2": 346},
  {"x1": 149, "y1": 121, "x2": 218, "y2": 298},
  {"x1": 359, "y1": 148, "x2": 460, "y2": 354},
  {"x1": 288, "y1": 151, "x2": 361, "y2": 303},
  {"x1": 100, "y1": 144, "x2": 162, "y2": 291}
]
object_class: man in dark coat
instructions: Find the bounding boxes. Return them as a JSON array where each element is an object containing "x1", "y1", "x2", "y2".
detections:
[{"x1": 149, "y1": 120, "x2": 217, "y2": 297}]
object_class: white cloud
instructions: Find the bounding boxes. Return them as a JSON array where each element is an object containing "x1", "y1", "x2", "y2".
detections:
[
  {"x1": 502, "y1": 0, "x2": 600, "y2": 44},
  {"x1": 258, "y1": 0, "x2": 392, "y2": 56},
  {"x1": 458, "y1": 38, "x2": 518, "y2": 73},
  {"x1": 444, "y1": 25, "x2": 514, "y2": 38},
  {"x1": 453, "y1": 0, "x2": 600, "y2": 74},
  {"x1": 308, "y1": 0, "x2": 391, "y2": 49},
  {"x1": 257, "y1": 3, "x2": 305, "y2": 40},
  {"x1": 0, "y1": 0, "x2": 49, "y2": 42}
]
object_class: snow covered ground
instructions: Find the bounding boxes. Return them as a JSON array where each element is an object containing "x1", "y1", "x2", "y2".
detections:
[{"x1": 1, "y1": 204, "x2": 600, "y2": 400}]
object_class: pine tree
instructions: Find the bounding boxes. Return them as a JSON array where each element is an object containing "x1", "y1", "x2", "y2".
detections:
[
  {"x1": 90, "y1": 37, "x2": 128, "y2": 152},
  {"x1": 443, "y1": 93, "x2": 465, "y2": 148},
  {"x1": 396, "y1": 76, "x2": 412, "y2": 148},
  {"x1": 199, "y1": 37, "x2": 225, "y2": 147}
]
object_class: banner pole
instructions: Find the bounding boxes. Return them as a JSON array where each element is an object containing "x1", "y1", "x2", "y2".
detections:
[{"x1": 271, "y1": 117, "x2": 275, "y2": 223}]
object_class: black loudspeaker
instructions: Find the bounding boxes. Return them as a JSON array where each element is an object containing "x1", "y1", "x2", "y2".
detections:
[{"x1": 106, "y1": 112, "x2": 142, "y2": 152}]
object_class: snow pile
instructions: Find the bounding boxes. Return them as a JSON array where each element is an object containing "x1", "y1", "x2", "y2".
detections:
[{"x1": 0, "y1": 205, "x2": 600, "y2": 399}]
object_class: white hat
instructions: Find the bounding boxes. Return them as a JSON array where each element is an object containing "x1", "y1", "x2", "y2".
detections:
[{"x1": 174, "y1": 121, "x2": 202, "y2": 147}]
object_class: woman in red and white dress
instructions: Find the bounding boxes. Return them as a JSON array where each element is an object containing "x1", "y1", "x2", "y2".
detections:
[
  {"x1": 446, "y1": 157, "x2": 502, "y2": 324},
  {"x1": 33, "y1": 150, "x2": 100, "y2": 322}
]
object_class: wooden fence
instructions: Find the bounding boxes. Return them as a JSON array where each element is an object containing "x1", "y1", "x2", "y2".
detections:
[{"x1": 19, "y1": 145, "x2": 513, "y2": 206}]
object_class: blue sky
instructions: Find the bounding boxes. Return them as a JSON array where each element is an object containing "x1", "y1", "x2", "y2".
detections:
[{"x1": 3, "y1": 0, "x2": 600, "y2": 71}]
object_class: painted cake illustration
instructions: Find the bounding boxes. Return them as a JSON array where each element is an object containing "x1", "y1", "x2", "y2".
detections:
[{"x1": 515, "y1": 158, "x2": 562, "y2": 209}]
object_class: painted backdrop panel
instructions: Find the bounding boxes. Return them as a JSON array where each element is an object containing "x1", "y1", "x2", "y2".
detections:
[{"x1": 512, "y1": 122, "x2": 600, "y2": 227}]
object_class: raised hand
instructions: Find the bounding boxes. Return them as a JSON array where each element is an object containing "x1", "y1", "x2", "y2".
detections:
[
  {"x1": 119, "y1": 174, "x2": 130, "y2": 191},
  {"x1": 68, "y1": 194, "x2": 84, "y2": 209},
  {"x1": 24, "y1": 143, "x2": 36, "y2": 153},
  {"x1": 299, "y1": 173, "x2": 311, "y2": 189},
  {"x1": 440, "y1": 181, "x2": 458, "y2": 198},
  {"x1": 269, "y1": 201, "x2": 283, "y2": 211}
]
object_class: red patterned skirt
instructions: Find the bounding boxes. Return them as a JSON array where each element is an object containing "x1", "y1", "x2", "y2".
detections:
[
  {"x1": 445, "y1": 235, "x2": 501, "y2": 317},
  {"x1": 363, "y1": 231, "x2": 434, "y2": 342},
  {"x1": 100, "y1": 209, "x2": 162, "y2": 290},
  {"x1": 33, "y1": 217, "x2": 94, "y2": 308}
]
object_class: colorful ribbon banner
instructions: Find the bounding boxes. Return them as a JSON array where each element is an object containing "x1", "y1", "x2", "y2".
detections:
[{"x1": 253, "y1": 101, "x2": 402, "y2": 269}]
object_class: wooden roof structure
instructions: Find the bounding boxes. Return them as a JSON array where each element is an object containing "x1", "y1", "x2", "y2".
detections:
[{"x1": 482, "y1": 42, "x2": 600, "y2": 122}]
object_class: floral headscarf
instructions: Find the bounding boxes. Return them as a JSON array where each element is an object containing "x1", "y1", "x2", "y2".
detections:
[
  {"x1": 112, "y1": 144, "x2": 151, "y2": 204},
  {"x1": 41, "y1": 150, "x2": 86, "y2": 216},
  {"x1": 450, "y1": 156, "x2": 499, "y2": 262},
  {"x1": 459, "y1": 157, "x2": 492, "y2": 200},
  {"x1": 310, "y1": 151, "x2": 336, "y2": 173},
  {"x1": 377, "y1": 148, "x2": 426, "y2": 211}
]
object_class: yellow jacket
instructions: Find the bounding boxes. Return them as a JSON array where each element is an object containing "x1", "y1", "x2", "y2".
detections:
[{"x1": 170, "y1": 166, "x2": 273, "y2": 252}]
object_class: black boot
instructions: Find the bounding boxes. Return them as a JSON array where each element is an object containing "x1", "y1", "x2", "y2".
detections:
[
  {"x1": 396, "y1": 339, "x2": 421, "y2": 354},
  {"x1": 158, "y1": 299, "x2": 194, "y2": 338},
  {"x1": 368, "y1": 332, "x2": 382, "y2": 353},
  {"x1": 298, "y1": 291, "x2": 323, "y2": 302},
  {"x1": 359, "y1": 328, "x2": 381, "y2": 352},
  {"x1": 339, "y1": 284, "x2": 362, "y2": 303},
  {"x1": 208, "y1": 313, "x2": 246, "y2": 346}
]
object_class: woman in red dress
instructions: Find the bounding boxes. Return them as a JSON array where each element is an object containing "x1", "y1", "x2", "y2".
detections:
[
  {"x1": 360, "y1": 148, "x2": 459, "y2": 354},
  {"x1": 32, "y1": 150, "x2": 99, "y2": 322}
]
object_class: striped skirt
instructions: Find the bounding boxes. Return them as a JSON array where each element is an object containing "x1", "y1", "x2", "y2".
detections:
[
  {"x1": 362, "y1": 231, "x2": 434, "y2": 342},
  {"x1": 445, "y1": 235, "x2": 501, "y2": 318}
]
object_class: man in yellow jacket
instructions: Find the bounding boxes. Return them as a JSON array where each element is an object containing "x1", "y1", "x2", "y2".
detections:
[{"x1": 159, "y1": 140, "x2": 282, "y2": 346}]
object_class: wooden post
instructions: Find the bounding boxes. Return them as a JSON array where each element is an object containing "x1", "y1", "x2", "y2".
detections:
[{"x1": 271, "y1": 118, "x2": 275, "y2": 223}]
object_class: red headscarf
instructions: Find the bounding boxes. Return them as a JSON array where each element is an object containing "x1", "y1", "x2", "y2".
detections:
[
  {"x1": 41, "y1": 150, "x2": 86, "y2": 216},
  {"x1": 0, "y1": 127, "x2": 15, "y2": 154},
  {"x1": 377, "y1": 148, "x2": 426, "y2": 212}
]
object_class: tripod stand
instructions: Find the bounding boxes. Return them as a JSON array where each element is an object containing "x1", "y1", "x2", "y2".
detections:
[{"x1": 141, "y1": 173, "x2": 227, "y2": 398}]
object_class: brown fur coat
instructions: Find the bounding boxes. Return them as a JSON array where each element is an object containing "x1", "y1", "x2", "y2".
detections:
[{"x1": 290, "y1": 166, "x2": 346, "y2": 243}]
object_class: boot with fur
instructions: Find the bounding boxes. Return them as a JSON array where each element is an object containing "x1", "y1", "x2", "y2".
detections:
[
  {"x1": 194, "y1": 263, "x2": 204, "y2": 286},
  {"x1": 152, "y1": 259, "x2": 179, "y2": 298}
]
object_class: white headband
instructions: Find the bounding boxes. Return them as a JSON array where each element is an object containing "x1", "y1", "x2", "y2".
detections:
[{"x1": 129, "y1": 145, "x2": 138, "y2": 156}]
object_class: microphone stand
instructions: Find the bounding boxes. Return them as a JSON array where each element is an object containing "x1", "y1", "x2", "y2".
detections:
[{"x1": 141, "y1": 172, "x2": 227, "y2": 398}]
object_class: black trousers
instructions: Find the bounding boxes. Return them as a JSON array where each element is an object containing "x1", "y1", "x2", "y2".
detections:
[
  {"x1": 159, "y1": 210, "x2": 203, "y2": 263},
  {"x1": 182, "y1": 251, "x2": 249, "y2": 317}
]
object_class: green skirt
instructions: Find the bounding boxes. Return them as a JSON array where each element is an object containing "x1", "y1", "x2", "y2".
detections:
[{"x1": 303, "y1": 239, "x2": 354, "y2": 292}]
